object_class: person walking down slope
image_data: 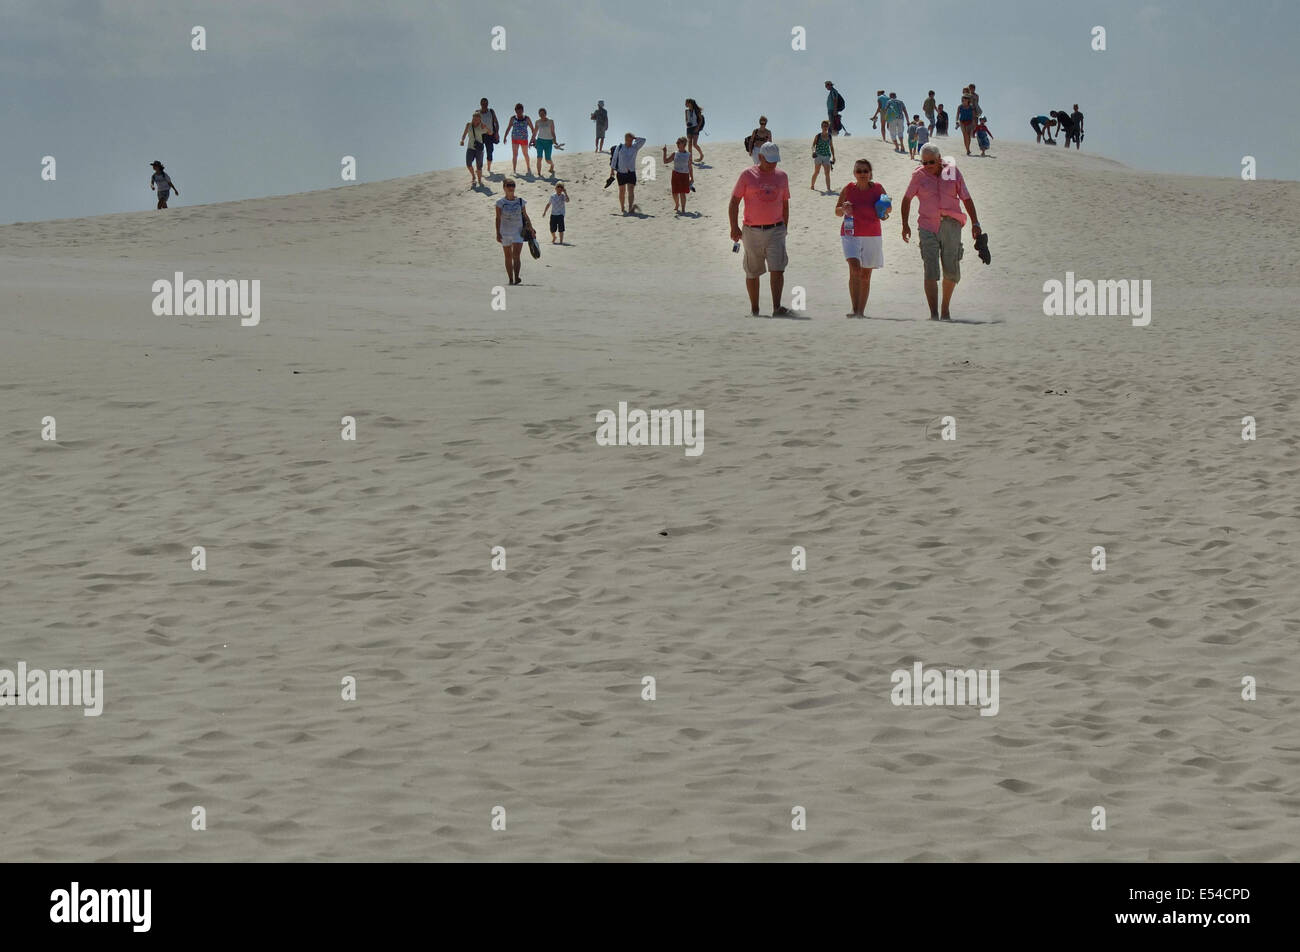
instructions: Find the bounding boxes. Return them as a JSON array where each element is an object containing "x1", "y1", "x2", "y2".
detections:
[
  {"x1": 836, "y1": 158, "x2": 888, "y2": 317},
  {"x1": 923, "y1": 90, "x2": 937, "y2": 133},
  {"x1": 871, "y1": 90, "x2": 889, "y2": 141},
  {"x1": 885, "y1": 92, "x2": 908, "y2": 154},
  {"x1": 532, "y1": 107, "x2": 561, "y2": 177},
  {"x1": 149, "y1": 161, "x2": 178, "y2": 209},
  {"x1": 507, "y1": 104, "x2": 536, "y2": 175},
  {"x1": 900, "y1": 143, "x2": 983, "y2": 321},
  {"x1": 811, "y1": 119, "x2": 836, "y2": 191},
  {"x1": 495, "y1": 178, "x2": 535, "y2": 285},
  {"x1": 543, "y1": 183, "x2": 568, "y2": 244},
  {"x1": 663, "y1": 138, "x2": 695, "y2": 214},
  {"x1": 729, "y1": 142, "x2": 792, "y2": 317},
  {"x1": 685, "y1": 98, "x2": 706, "y2": 163},
  {"x1": 957, "y1": 96, "x2": 976, "y2": 154},
  {"x1": 478, "y1": 98, "x2": 500, "y2": 174},
  {"x1": 460, "y1": 113, "x2": 489, "y2": 187},
  {"x1": 591, "y1": 100, "x2": 609, "y2": 152},
  {"x1": 611, "y1": 132, "x2": 649, "y2": 214},
  {"x1": 825, "y1": 81, "x2": 849, "y2": 135},
  {"x1": 935, "y1": 104, "x2": 949, "y2": 137},
  {"x1": 974, "y1": 116, "x2": 993, "y2": 156}
]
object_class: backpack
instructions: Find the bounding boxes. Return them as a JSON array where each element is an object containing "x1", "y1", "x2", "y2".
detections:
[
  {"x1": 743, "y1": 135, "x2": 753, "y2": 153},
  {"x1": 696, "y1": 111, "x2": 705, "y2": 133},
  {"x1": 488, "y1": 108, "x2": 499, "y2": 141},
  {"x1": 834, "y1": 91, "x2": 846, "y2": 112},
  {"x1": 887, "y1": 99, "x2": 904, "y2": 121}
]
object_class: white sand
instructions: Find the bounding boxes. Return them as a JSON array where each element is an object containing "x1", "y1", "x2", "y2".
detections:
[{"x1": 1, "y1": 137, "x2": 1297, "y2": 861}]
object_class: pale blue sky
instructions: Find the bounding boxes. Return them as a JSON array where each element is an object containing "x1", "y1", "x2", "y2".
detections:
[{"x1": 1, "y1": 0, "x2": 1295, "y2": 223}]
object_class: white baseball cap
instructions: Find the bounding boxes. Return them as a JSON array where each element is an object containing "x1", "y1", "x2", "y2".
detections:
[{"x1": 758, "y1": 142, "x2": 780, "y2": 163}]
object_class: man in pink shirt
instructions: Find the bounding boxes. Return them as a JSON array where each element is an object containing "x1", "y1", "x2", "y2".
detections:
[
  {"x1": 901, "y1": 142, "x2": 982, "y2": 321},
  {"x1": 729, "y1": 142, "x2": 793, "y2": 316}
]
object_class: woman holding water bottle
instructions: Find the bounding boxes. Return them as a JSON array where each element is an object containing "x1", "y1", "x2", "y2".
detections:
[{"x1": 836, "y1": 158, "x2": 888, "y2": 318}]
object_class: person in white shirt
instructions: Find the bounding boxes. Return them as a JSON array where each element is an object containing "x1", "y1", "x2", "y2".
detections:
[
  {"x1": 494, "y1": 179, "x2": 534, "y2": 285},
  {"x1": 662, "y1": 138, "x2": 694, "y2": 214},
  {"x1": 610, "y1": 132, "x2": 647, "y2": 214},
  {"x1": 531, "y1": 108, "x2": 562, "y2": 177},
  {"x1": 543, "y1": 183, "x2": 568, "y2": 244},
  {"x1": 149, "y1": 160, "x2": 178, "y2": 209}
]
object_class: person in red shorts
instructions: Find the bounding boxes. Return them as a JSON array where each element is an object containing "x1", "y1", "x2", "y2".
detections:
[{"x1": 663, "y1": 138, "x2": 695, "y2": 215}]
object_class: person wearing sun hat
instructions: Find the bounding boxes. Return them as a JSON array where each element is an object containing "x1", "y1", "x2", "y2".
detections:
[
  {"x1": 149, "y1": 161, "x2": 178, "y2": 209},
  {"x1": 728, "y1": 141, "x2": 792, "y2": 317}
]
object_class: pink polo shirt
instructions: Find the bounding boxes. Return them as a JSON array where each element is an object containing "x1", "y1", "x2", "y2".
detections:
[
  {"x1": 902, "y1": 160, "x2": 970, "y2": 233},
  {"x1": 731, "y1": 165, "x2": 790, "y2": 226}
]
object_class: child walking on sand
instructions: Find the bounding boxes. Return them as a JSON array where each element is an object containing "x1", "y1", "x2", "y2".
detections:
[
  {"x1": 663, "y1": 138, "x2": 694, "y2": 214},
  {"x1": 907, "y1": 116, "x2": 922, "y2": 159},
  {"x1": 149, "y1": 161, "x2": 178, "y2": 209},
  {"x1": 974, "y1": 117, "x2": 993, "y2": 156},
  {"x1": 543, "y1": 183, "x2": 568, "y2": 244}
]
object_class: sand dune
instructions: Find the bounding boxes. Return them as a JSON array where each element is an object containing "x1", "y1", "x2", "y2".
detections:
[{"x1": 1, "y1": 136, "x2": 1297, "y2": 861}]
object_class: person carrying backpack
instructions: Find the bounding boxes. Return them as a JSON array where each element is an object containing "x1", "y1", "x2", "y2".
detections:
[
  {"x1": 885, "y1": 92, "x2": 908, "y2": 153},
  {"x1": 685, "y1": 98, "x2": 706, "y2": 164},
  {"x1": 824, "y1": 81, "x2": 850, "y2": 136}
]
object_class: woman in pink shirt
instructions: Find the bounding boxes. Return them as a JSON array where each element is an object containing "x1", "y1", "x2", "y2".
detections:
[{"x1": 835, "y1": 159, "x2": 887, "y2": 317}]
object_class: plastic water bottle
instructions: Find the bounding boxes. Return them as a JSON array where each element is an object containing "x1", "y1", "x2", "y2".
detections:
[
  {"x1": 843, "y1": 210, "x2": 855, "y2": 237},
  {"x1": 732, "y1": 241, "x2": 740, "y2": 253}
]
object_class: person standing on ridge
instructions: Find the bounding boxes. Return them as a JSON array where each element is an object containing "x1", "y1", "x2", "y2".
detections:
[
  {"x1": 591, "y1": 100, "x2": 608, "y2": 152},
  {"x1": 825, "y1": 81, "x2": 849, "y2": 135}
]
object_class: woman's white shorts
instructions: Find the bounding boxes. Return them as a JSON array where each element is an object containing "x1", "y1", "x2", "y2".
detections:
[{"x1": 842, "y1": 234, "x2": 884, "y2": 268}]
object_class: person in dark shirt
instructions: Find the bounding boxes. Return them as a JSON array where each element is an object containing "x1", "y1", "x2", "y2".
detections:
[
  {"x1": 1050, "y1": 110, "x2": 1075, "y2": 144},
  {"x1": 1069, "y1": 104, "x2": 1084, "y2": 149},
  {"x1": 934, "y1": 105, "x2": 949, "y2": 136}
]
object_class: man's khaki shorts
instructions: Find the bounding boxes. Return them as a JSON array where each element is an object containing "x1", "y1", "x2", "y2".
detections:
[
  {"x1": 741, "y1": 223, "x2": 788, "y2": 277},
  {"x1": 918, "y1": 217, "x2": 964, "y2": 282}
]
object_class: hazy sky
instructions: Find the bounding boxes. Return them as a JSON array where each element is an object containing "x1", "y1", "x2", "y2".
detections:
[{"x1": 1, "y1": 0, "x2": 1295, "y2": 224}]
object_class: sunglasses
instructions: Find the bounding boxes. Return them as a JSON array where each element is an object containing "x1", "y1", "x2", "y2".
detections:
[
  {"x1": 922, "y1": 160, "x2": 938, "y2": 166},
  {"x1": 854, "y1": 169, "x2": 871, "y2": 174},
  {"x1": 504, "y1": 184, "x2": 516, "y2": 189}
]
